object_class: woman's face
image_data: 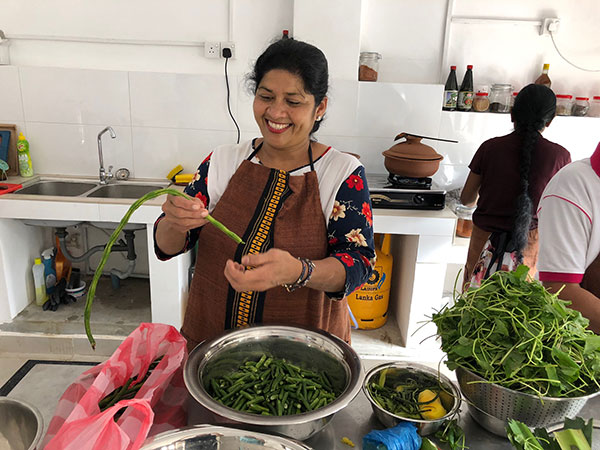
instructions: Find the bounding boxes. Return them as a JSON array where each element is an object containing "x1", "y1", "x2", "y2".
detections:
[{"x1": 253, "y1": 69, "x2": 327, "y2": 150}]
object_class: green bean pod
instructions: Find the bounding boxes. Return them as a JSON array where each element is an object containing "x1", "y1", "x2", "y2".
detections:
[{"x1": 84, "y1": 188, "x2": 244, "y2": 349}]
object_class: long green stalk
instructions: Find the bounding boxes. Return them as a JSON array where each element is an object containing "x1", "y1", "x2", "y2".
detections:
[{"x1": 85, "y1": 188, "x2": 244, "y2": 349}]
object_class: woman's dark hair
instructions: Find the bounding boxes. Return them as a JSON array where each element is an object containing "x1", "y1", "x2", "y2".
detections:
[
  {"x1": 511, "y1": 83, "x2": 557, "y2": 260},
  {"x1": 248, "y1": 38, "x2": 329, "y2": 134}
]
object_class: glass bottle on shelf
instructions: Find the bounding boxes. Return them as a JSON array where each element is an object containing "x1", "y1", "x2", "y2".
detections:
[
  {"x1": 489, "y1": 84, "x2": 512, "y2": 113},
  {"x1": 359, "y1": 52, "x2": 381, "y2": 82},
  {"x1": 534, "y1": 63, "x2": 551, "y2": 88},
  {"x1": 457, "y1": 65, "x2": 474, "y2": 111},
  {"x1": 556, "y1": 95, "x2": 573, "y2": 116},
  {"x1": 443, "y1": 66, "x2": 458, "y2": 111},
  {"x1": 472, "y1": 92, "x2": 490, "y2": 112},
  {"x1": 588, "y1": 96, "x2": 600, "y2": 117},
  {"x1": 572, "y1": 97, "x2": 590, "y2": 116},
  {"x1": 511, "y1": 91, "x2": 519, "y2": 108}
]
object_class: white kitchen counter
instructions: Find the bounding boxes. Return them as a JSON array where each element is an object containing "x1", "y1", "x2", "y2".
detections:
[{"x1": 0, "y1": 175, "x2": 457, "y2": 351}]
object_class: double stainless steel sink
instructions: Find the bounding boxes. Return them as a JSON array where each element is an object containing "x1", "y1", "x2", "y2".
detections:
[{"x1": 15, "y1": 179, "x2": 169, "y2": 199}]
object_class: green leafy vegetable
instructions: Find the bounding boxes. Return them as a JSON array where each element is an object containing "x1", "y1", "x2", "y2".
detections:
[
  {"x1": 432, "y1": 266, "x2": 600, "y2": 397},
  {"x1": 366, "y1": 367, "x2": 454, "y2": 420},
  {"x1": 506, "y1": 417, "x2": 593, "y2": 450},
  {"x1": 84, "y1": 188, "x2": 244, "y2": 349},
  {"x1": 434, "y1": 419, "x2": 467, "y2": 450}
]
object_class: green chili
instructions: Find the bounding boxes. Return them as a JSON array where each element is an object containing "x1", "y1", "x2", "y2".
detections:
[{"x1": 85, "y1": 188, "x2": 244, "y2": 349}]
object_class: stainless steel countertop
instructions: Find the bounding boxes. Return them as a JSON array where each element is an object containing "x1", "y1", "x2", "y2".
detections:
[{"x1": 303, "y1": 365, "x2": 600, "y2": 450}]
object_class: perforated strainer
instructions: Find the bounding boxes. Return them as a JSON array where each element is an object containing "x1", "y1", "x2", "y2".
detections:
[{"x1": 456, "y1": 367, "x2": 600, "y2": 436}]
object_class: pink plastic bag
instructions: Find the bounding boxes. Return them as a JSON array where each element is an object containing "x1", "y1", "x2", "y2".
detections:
[
  {"x1": 42, "y1": 323, "x2": 188, "y2": 449},
  {"x1": 45, "y1": 399, "x2": 154, "y2": 450}
]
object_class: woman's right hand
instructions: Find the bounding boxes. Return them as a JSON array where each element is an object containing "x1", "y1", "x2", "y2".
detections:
[{"x1": 160, "y1": 193, "x2": 209, "y2": 234}]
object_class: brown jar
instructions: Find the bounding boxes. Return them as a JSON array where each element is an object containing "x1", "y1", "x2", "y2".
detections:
[
  {"x1": 473, "y1": 92, "x2": 490, "y2": 112},
  {"x1": 455, "y1": 204, "x2": 475, "y2": 238}
]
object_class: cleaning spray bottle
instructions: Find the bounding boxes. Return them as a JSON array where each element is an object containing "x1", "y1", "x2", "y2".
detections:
[
  {"x1": 32, "y1": 258, "x2": 47, "y2": 306},
  {"x1": 17, "y1": 133, "x2": 34, "y2": 177},
  {"x1": 41, "y1": 248, "x2": 57, "y2": 294}
]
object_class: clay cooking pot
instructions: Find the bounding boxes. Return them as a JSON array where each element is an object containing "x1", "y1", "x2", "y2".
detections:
[{"x1": 382, "y1": 132, "x2": 444, "y2": 178}]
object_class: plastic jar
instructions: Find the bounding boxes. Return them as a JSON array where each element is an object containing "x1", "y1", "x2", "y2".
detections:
[
  {"x1": 472, "y1": 92, "x2": 490, "y2": 112},
  {"x1": 588, "y1": 96, "x2": 600, "y2": 117},
  {"x1": 489, "y1": 84, "x2": 512, "y2": 113},
  {"x1": 455, "y1": 204, "x2": 476, "y2": 238},
  {"x1": 556, "y1": 95, "x2": 573, "y2": 116},
  {"x1": 511, "y1": 91, "x2": 519, "y2": 108},
  {"x1": 359, "y1": 52, "x2": 381, "y2": 82},
  {"x1": 572, "y1": 97, "x2": 590, "y2": 116}
]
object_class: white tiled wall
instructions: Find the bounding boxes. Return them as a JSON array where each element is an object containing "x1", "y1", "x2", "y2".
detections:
[{"x1": 1, "y1": 65, "x2": 599, "y2": 186}]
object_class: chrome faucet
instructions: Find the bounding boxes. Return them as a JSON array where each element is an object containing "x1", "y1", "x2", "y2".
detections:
[{"x1": 97, "y1": 126, "x2": 116, "y2": 184}]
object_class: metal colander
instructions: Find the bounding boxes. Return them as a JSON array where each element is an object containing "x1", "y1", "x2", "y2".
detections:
[{"x1": 456, "y1": 367, "x2": 600, "y2": 436}]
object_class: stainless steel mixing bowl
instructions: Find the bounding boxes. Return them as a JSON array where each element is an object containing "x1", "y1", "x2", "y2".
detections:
[
  {"x1": 0, "y1": 397, "x2": 44, "y2": 450},
  {"x1": 456, "y1": 366, "x2": 600, "y2": 437},
  {"x1": 184, "y1": 325, "x2": 364, "y2": 441},
  {"x1": 141, "y1": 425, "x2": 313, "y2": 449},
  {"x1": 363, "y1": 362, "x2": 461, "y2": 436}
]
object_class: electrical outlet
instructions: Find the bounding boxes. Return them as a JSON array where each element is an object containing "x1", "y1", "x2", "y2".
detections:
[
  {"x1": 204, "y1": 42, "x2": 220, "y2": 59},
  {"x1": 540, "y1": 18, "x2": 560, "y2": 36},
  {"x1": 220, "y1": 41, "x2": 235, "y2": 59}
]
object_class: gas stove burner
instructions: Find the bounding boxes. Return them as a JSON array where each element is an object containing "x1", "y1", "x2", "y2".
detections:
[
  {"x1": 366, "y1": 174, "x2": 446, "y2": 210},
  {"x1": 386, "y1": 173, "x2": 432, "y2": 190}
]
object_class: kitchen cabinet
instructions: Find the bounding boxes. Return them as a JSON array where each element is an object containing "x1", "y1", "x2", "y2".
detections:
[{"x1": 0, "y1": 176, "x2": 456, "y2": 356}]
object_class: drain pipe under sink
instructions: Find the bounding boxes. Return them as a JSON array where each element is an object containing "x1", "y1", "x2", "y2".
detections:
[
  {"x1": 55, "y1": 227, "x2": 138, "y2": 287},
  {"x1": 109, "y1": 230, "x2": 138, "y2": 289}
]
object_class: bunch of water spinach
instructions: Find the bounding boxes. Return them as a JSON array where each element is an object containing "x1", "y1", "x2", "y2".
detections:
[
  {"x1": 84, "y1": 188, "x2": 244, "y2": 349},
  {"x1": 432, "y1": 265, "x2": 600, "y2": 397}
]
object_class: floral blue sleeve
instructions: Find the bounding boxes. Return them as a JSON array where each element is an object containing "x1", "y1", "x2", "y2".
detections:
[
  {"x1": 327, "y1": 166, "x2": 376, "y2": 299},
  {"x1": 153, "y1": 153, "x2": 212, "y2": 260}
]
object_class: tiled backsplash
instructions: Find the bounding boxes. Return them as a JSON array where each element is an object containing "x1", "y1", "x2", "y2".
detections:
[{"x1": 1, "y1": 66, "x2": 599, "y2": 190}]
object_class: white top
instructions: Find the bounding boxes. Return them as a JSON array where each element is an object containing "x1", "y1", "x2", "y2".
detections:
[
  {"x1": 207, "y1": 141, "x2": 362, "y2": 226},
  {"x1": 537, "y1": 153, "x2": 600, "y2": 283}
]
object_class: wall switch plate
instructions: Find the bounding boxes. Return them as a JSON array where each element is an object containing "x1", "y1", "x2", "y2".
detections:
[
  {"x1": 204, "y1": 42, "x2": 220, "y2": 58},
  {"x1": 220, "y1": 41, "x2": 235, "y2": 59}
]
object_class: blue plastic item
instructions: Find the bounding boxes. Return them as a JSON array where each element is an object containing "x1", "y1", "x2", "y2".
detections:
[
  {"x1": 363, "y1": 422, "x2": 422, "y2": 450},
  {"x1": 41, "y1": 248, "x2": 57, "y2": 294}
]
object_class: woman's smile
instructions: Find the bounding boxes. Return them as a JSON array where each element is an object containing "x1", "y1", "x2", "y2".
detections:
[{"x1": 265, "y1": 119, "x2": 292, "y2": 134}]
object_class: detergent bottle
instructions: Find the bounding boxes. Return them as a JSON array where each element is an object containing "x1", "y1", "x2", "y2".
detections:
[
  {"x1": 17, "y1": 133, "x2": 34, "y2": 177},
  {"x1": 32, "y1": 258, "x2": 47, "y2": 306},
  {"x1": 347, "y1": 233, "x2": 393, "y2": 329},
  {"x1": 41, "y1": 248, "x2": 57, "y2": 294}
]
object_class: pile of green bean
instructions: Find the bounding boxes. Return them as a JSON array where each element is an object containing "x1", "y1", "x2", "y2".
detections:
[
  {"x1": 84, "y1": 188, "x2": 244, "y2": 349},
  {"x1": 99, "y1": 357, "x2": 162, "y2": 415},
  {"x1": 206, "y1": 354, "x2": 338, "y2": 415}
]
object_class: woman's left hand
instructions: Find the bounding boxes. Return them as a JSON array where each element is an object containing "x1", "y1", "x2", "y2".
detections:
[{"x1": 224, "y1": 249, "x2": 303, "y2": 292}]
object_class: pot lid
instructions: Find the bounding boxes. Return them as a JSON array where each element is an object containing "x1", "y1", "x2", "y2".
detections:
[
  {"x1": 382, "y1": 149, "x2": 443, "y2": 162},
  {"x1": 384, "y1": 132, "x2": 448, "y2": 161}
]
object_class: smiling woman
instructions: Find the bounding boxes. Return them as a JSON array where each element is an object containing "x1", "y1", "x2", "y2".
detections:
[{"x1": 153, "y1": 38, "x2": 376, "y2": 352}]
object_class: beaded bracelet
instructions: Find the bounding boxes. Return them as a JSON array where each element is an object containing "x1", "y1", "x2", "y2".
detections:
[{"x1": 282, "y1": 257, "x2": 315, "y2": 292}]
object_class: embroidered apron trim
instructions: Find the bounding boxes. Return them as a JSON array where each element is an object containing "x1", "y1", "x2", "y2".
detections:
[{"x1": 225, "y1": 168, "x2": 292, "y2": 329}]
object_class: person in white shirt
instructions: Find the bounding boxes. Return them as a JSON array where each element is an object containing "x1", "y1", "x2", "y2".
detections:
[{"x1": 537, "y1": 142, "x2": 600, "y2": 332}]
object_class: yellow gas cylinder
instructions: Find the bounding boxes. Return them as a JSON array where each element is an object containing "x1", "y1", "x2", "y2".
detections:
[{"x1": 347, "y1": 233, "x2": 393, "y2": 329}]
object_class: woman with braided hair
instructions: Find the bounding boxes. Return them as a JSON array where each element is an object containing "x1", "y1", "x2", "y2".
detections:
[{"x1": 460, "y1": 84, "x2": 571, "y2": 288}]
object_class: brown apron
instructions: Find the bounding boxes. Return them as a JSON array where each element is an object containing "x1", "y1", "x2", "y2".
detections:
[
  {"x1": 581, "y1": 252, "x2": 600, "y2": 297},
  {"x1": 181, "y1": 144, "x2": 350, "y2": 352}
]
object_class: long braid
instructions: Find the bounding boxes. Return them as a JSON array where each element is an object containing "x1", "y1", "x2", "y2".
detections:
[
  {"x1": 512, "y1": 124, "x2": 538, "y2": 261},
  {"x1": 511, "y1": 84, "x2": 557, "y2": 262}
]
